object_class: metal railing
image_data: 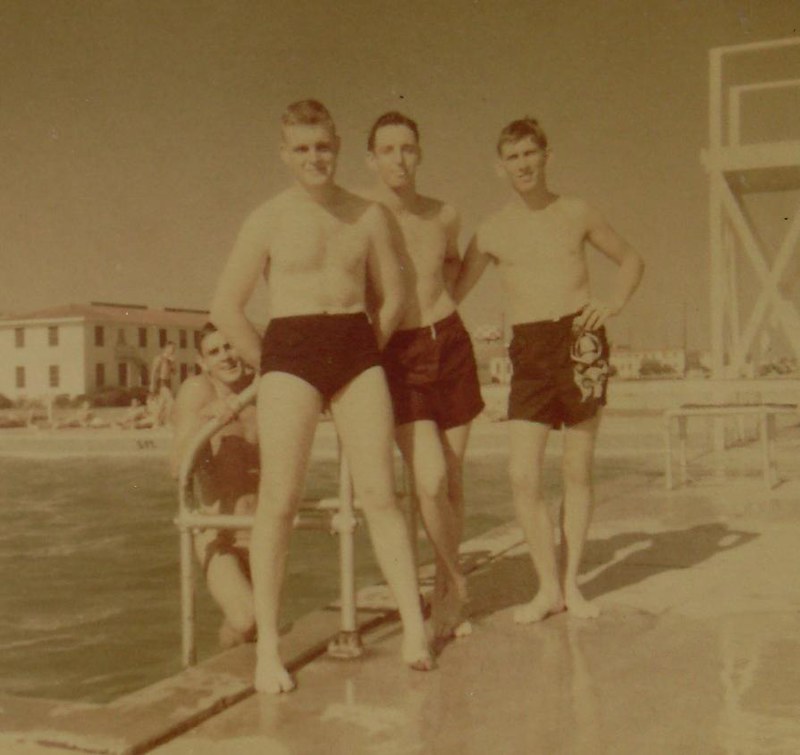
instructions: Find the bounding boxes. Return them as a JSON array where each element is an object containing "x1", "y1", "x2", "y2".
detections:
[{"x1": 174, "y1": 381, "x2": 417, "y2": 667}]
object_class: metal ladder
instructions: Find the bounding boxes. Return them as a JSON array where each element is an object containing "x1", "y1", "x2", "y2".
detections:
[{"x1": 174, "y1": 381, "x2": 417, "y2": 667}]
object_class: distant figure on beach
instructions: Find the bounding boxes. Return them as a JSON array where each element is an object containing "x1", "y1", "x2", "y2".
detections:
[
  {"x1": 171, "y1": 322, "x2": 257, "y2": 648},
  {"x1": 455, "y1": 117, "x2": 644, "y2": 622},
  {"x1": 210, "y1": 99, "x2": 432, "y2": 693},
  {"x1": 56, "y1": 400, "x2": 110, "y2": 429},
  {"x1": 116, "y1": 398, "x2": 156, "y2": 430},
  {"x1": 150, "y1": 342, "x2": 176, "y2": 426},
  {"x1": 367, "y1": 111, "x2": 483, "y2": 644}
]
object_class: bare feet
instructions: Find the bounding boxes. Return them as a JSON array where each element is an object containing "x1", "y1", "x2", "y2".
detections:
[
  {"x1": 402, "y1": 635, "x2": 435, "y2": 672},
  {"x1": 564, "y1": 586, "x2": 600, "y2": 619},
  {"x1": 513, "y1": 591, "x2": 565, "y2": 624},
  {"x1": 254, "y1": 646, "x2": 295, "y2": 694},
  {"x1": 431, "y1": 574, "x2": 471, "y2": 642}
]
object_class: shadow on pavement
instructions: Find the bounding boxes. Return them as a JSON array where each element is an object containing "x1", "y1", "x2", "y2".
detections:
[{"x1": 465, "y1": 521, "x2": 758, "y2": 618}]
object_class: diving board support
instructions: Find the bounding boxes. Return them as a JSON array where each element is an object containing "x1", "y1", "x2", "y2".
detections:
[
  {"x1": 664, "y1": 403, "x2": 797, "y2": 490},
  {"x1": 705, "y1": 36, "x2": 800, "y2": 380}
]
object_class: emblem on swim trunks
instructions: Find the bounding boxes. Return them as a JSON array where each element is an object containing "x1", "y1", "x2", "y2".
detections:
[{"x1": 571, "y1": 331, "x2": 609, "y2": 402}]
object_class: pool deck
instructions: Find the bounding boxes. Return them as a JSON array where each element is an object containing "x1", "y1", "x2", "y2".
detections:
[{"x1": 3, "y1": 420, "x2": 800, "y2": 753}]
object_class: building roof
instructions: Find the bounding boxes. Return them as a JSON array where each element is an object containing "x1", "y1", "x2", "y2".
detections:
[{"x1": 0, "y1": 302, "x2": 210, "y2": 329}]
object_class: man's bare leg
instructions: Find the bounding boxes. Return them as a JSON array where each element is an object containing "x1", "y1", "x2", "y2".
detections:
[
  {"x1": 331, "y1": 368, "x2": 432, "y2": 670},
  {"x1": 560, "y1": 413, "x2": 601, "y2": 619},
  {"x1": 432, "y1": 422, "x2": 474, "y2": 639},
  {"x1": 395, "y1": 421, "x2": 466, "y2": 640},
  {"x1": 508, "y1": 420, "x2": 565, "y2": 623},
  {"x1": 252, "y1": 373, "x2": 322, "y2": 693},
  {"x1": 206, "y1": 554, "x2": 256, "y2": 648}
]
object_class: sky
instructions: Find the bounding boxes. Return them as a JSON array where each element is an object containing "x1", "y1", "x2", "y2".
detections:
[{"x1": 1, "y1": 0, "x2": 798, "y2": 351}]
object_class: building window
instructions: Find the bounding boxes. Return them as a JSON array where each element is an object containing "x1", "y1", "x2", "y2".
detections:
[
  {"x1": 179, "y1": 330, "x2": 187, "y2": 349},
  {"x1": 194, "y1": 363, "x2": 202, "y2": 375},
  {"x1": 138, "y1": 328, "x2": 147, "y2": 348},
  {"x1": 140, "y1": 366, "x2": 149, "y2": 386},
  {"x1": 49, "y1": 365, "x2": 60, "y2": 388},
  {"x1": 15, "y1": 366, "x2": 25, "y2": 388},
  {"x1": 194, "y1": 330, "x2": 202, "y2": 350},
  {"x1": 95, "y1": 326, "x2": 104, "y2": 347},
  {"x1": 48, "y1": 326, "x2": 59, "y2": 346},
  {"x1": 96, "y1": 363, "x2": 105, "y2": 387},
  {"x1": 159, "y1": 329, "x2": 167, "y2": 348},
  {"x1": 179, "y1": 363, "x2": 188, "y2": 382},
  {"x1": 14, "y1": 328, "x2": 24, "y2": 348},
  {"x1": 118, "y1": 363, "x2": 128, "y2": 387},
  {"x1": 117, "y1": 328, "x2": 127, "y2": 345}
]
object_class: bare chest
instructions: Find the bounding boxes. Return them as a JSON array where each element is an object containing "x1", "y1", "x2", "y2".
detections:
[
  {"x1": 271, "y1": 205, "x2": 370, "y2": 272},
  {"x1": 397, "y1": 214, "x2": 448, "y2": 271},
  {"x1": 495, "y1": 210, "x2": 586, "y2": 268}
]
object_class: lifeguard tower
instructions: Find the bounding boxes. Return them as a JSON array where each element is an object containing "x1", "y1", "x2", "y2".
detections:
[
  {"x1": 702, "y1": 36, "x2": 800, "y2": 379},
  {"x1": 665, "y1": 38, "x2": 800, "y2": 489}
]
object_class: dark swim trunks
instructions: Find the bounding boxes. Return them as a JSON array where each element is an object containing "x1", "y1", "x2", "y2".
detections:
[
  {"x1": 508, "y1": 311, "x2": 610, "y2": 429},
  {"x1": 260, "y1": 312, "x2": 381, "y2": 402},
  {"x1": 201, "y1": 542, "x2": 251, "y2": 579},
  {"x1": 383, "y1": 311, "x2": 485, "y2": 430},
  {"x1": 195, "y1": 434, "x2": 259, "y2": 577}
]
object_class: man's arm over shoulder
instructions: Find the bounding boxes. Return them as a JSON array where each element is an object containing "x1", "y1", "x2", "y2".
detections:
[
  {"x1": 210, "y1": 204, "x2": 274, "y2": 369},
  {"x1": 170, "y1": 376, "x2": 217, "y2": 478},
  {"x1": 440, "y1": 203, "x2": 462, "y2": 296},
  {"x1": 364, "y1": 202, "x2": 407, "y2": 348},
  {"x1": 576, "y1": 202, "x2": 645, "y2": 330},
  {"x1": 452, "y1": 217, "x2": 496, "y2": 304}
]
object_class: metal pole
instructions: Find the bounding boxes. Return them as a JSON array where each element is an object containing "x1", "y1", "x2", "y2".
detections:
[
  {"x1": 179, "y1": 523, "x2": 196, "y2": 667},
  {"x1": 175, "y1": 381, "x2": 258, "y2": 667},
  {"x1": 664, "y1": 414, "x2": 674, "y2": 490},
  {"x1": 678, "y1": 415, "x2": 689, "y2": 486},
  {"x1": 328, "y1": 439, "x2": 362, "y2": 658},
  {"x1": 338, "y1": 450, "x2": 356, "y2": 633}
]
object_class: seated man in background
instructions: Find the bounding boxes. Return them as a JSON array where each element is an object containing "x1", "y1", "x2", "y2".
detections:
[
  {"x1": 171, "y1": 322, "x2": 258, "y2": 648},
  {"x1": 55, "y1": 400, "x2": 110, "y2": 429},
  {"x1": 116, "y1": 398, "x2": 156, "y2": 429}
]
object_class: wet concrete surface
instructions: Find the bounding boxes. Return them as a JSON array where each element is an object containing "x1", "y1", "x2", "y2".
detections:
[{"x1": 149, "y1": 465, "x2": 800, "y2": 755}]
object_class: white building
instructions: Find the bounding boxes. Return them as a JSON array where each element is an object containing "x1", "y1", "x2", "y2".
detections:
[{"x1": 0, "y1": 302, "x2": 210, "y2": 401}]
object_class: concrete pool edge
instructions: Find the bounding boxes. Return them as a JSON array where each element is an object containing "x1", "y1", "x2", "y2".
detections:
[
  {"x1": 0, "y1": 605, "x2": 399, "y2": 754},
  {"x1": 0, "y1": 521, "x2": 525, "y2": 755}
]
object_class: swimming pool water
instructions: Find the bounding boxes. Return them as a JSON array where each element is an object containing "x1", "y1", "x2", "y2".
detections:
[{"x1": 0, "y1": 449, "x2": 646, "y2": 703}]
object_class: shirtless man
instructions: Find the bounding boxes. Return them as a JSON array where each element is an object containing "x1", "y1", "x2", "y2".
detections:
[
  {"x1": 454, "y1": 117, "x2": 644, "y2": 622},
  {"x1": 171, "y1": 323, "x2": 257, "y2": 648},
  {"x1": 210, "y1": 100, "x2": 432, "y2": 693},
  {"x1": 367, "y1": 112, "x2": 483, "y2": 643},
  {"x1": 150, "y1": 342, "x2": 176, "y2": 426}
]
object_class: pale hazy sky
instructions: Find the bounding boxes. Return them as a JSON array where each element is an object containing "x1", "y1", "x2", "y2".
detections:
[{"x1": 2, "y1": 1, "x2": 798, "y2": 350}]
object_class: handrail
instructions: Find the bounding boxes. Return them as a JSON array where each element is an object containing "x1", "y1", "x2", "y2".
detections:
[
  {"x1": 174, "y1": 379, "x2": 368, "y2": 667},
  {"x1": 175, "y1": 380, "x2": 259, "y2": 667},
  {"x1": 177, "y1": 381, "x2": 260, "y2": 520}
]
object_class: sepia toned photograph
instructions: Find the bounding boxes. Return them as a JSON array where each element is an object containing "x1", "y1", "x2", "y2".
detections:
[{"x1": 1, "y1": 1, "x2": 799, "y2": 752}]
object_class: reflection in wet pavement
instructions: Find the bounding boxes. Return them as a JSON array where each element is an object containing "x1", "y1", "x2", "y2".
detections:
[{"x1": 151, "y1": 466, "x2": 800, "y2": 755}]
